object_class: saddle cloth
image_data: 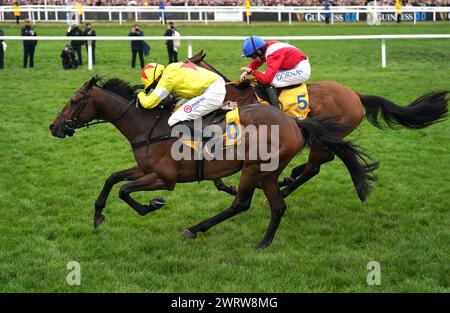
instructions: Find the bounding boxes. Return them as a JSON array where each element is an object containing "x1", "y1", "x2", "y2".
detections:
[{"x1": 255, "y1": 83, "x2": 311, "y2": 120}]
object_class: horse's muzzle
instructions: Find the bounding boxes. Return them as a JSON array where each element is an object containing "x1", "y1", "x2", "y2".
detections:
[{"x1": 49, "y1": 122, "x2": 73, "y2": 138}]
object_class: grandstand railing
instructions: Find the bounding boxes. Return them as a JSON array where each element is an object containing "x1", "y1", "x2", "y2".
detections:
[
  {"x1": 1, "y1": 34, "x2": 449, "y2": 70},
  {"x1": 1, "y1": 5, "x2": 450, "y2": 24}
]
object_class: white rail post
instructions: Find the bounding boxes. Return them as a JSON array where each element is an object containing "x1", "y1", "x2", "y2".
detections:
[
  {"x1": 55, "y1": 8, "x2": 58, "y2": 21},
  {"x1": 289, "y1": 11, "x2": 292, "y2": 25},
  {"x1": 119, "y1": 11, "x2": 122, "y2": 25},
  {"x1": 433, "y1": 11, "x2": 435, "y2": 22},
  {"x1": 414, "y1": 11, "x2": 416, "y2": 24},
  {"x1": 205, "y1": 10, "x2": 208, "y2": 25},
  {"x1": 88, "y1": 40, "x2": 93, "y2": 71},
  {"x1": 108, "y1": 10, "x2": 111, "y2": 22},
  {"x1": 278, "y1": 10, "x2": 281, "y2": 22},
  {"x1": 331, "y1": 12, "x2": 334, "y2": 24},
  {"x1": 381, "y1": 39, "x2": 386, "y2": 68},
  {"x1": 246, "y1": 11, "x2": 249, "y2": 25},
  {"x1": 188, "y1": 40, "x2": 192, "y2": 58}
]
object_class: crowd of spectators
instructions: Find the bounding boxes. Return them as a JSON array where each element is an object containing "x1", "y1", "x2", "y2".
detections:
[{"x1": 1, "y1": 0, "x2": 449, "y2": 7}]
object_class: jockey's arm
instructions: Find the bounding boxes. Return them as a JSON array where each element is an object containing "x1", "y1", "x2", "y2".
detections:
[
  {"x1": 250, "y1": 54, "x2": 283, "y2": 85},
  {"x1": 138, "y1": 88, "x2": 168, "y2": 109},
  {"x1": 138, "y1": 73, "x2": 176, "y2": 109},
  {"x1": 247, "y1": 58, "x2": 264, "y2": 71}
]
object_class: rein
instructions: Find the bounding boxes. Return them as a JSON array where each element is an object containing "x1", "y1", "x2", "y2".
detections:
[
  {"x1": 58, "y1": 89, "x2": 134, "y2": 135},
  {"x1": 131, "y1": 106, "x2": 177, "y2": 152}
]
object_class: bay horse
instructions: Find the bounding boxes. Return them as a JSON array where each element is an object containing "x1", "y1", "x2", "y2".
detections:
[
  {"x1": 188, "y1": 51, "x2": 449, "y2": 200},
  {"x1": 49, "y1": 76, "x2": 377, "y2": 248}
]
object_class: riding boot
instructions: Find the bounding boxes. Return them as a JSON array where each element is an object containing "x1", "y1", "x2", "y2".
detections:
[
  {"x1": 264, "y1": 85, "x2": 280, "y2": 109},
  {"x1": 172, "y1": 119, "x2": 203, "y2": 141},
  {"x1": 254, "y1": 84, "x2": 280, "y2": 109}
]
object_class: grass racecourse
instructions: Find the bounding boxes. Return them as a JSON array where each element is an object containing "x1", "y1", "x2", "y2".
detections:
[{"x1": 0, "y1": 21, "x2": 449, "y2": 292}]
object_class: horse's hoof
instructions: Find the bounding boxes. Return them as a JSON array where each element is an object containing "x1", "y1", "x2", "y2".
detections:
[
  {"x1": 256, "y1": 242, "x2": 270, "y2": 249},
  {"x1": 263, "y1": 198, "x2": 270, "y2": 207},
  {"x1": 229, "y1": 186, "x2": 237, "y2": 196},
  {"x1": 94, "y1": 214, "x2": 105, "y2": 229},
  {"x1": 150, "y1": 197, "x2": 166, "y2": 210},
  {"x1": 182, "y1": 229, "x2": 197, "y2": 239}
]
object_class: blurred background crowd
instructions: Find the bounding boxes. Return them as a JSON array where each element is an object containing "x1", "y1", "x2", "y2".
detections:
[{"x1": 0, "y1": 0, "x2": 449, "y2": 7}]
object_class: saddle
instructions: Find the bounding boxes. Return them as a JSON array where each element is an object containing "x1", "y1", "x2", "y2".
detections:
[{"x1": 253, "y1": 83, "x2": 311, "y2": 120}]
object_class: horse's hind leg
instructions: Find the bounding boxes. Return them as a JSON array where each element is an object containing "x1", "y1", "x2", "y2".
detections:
[
  {"x1": 183, "y1": 164, "x2": 259, "y2": 239},
  {"x1": 258, "y1": 173, "x2": 287, "y2": 249},
  {"x1": 94, "y1": 166, "x2": 145, "y2": 228},
  {"x1": 213, "y1": 178, "x2": 237, "y2": 196},
  {"x1": 278, "y1": 163, "x2": 308, "y2": 187},
  {"x1": 280, "y1": 147, "x2": 335, "y2": 199}
]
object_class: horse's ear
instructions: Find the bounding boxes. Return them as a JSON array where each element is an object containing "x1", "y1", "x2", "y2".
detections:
[
  {"x1": 87, "y1": 76, "x2": 98, "y2": 89},
  {"x1": 201, "y1": 52, "x2": 207, "y2": 61}
]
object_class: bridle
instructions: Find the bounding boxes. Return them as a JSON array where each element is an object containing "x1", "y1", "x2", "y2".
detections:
[{"x1": 57, "y1": 87, "x2": 133, "y2": 136}]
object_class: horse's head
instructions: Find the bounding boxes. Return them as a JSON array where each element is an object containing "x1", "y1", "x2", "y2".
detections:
[
  {"x1": 50, "y1": 76, "x2": 100, "y2": 138},
  {"x1": 186, "y1": 50, "x2": 206, "y2": 64}
]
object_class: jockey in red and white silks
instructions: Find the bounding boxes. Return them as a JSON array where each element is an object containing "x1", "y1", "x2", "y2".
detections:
[{"x1": 240, "y1": 36, "x2": 311, "y2": 88}]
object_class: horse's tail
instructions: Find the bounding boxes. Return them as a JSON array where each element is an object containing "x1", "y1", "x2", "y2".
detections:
[
  {"x1": 358, "y1": 91, "x2": 449, "y2": 129},
  {"x1": 296, "y1": 116, "x2": 379, "y2": 202}
]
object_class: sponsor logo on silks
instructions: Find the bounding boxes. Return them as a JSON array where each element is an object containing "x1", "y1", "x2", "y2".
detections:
[
  {"x1": 183, "y1": 105, "x2": 192, "y2": 113},
  {"x1": 275, "y1": 69, "x2": 303, "y2": 81},
  {"x1": 191, "y1": 97, "x2": 206, "y2": 110}
]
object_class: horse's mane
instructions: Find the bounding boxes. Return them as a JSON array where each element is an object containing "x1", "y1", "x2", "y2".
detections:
[
  {"x1": 200, "y1": 59, "x2": 232, "y2": 83},
  {"x1": 198, "y1": 59, "x2": 251, "y2": 90},
  {"x1": 97, "y1": 78, "x2": 137, "y2": 101}
]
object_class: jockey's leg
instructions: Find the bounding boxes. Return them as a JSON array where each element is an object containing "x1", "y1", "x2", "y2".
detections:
[
  {"x1": 271, "y1": 58, "x2": 311, "y2": 89},
  {"x1": 254, "y1": 84, "x2": 280, "y2": 109},
  {"x1": 167, "y1": 76, "x2": 226, "y2": 127}
]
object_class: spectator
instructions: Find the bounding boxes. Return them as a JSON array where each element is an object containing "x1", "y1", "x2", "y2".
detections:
[
  {"x1": 67, "y1": 23, "x2": 84, "y2": 66},
  {"x1": 395, "y1": 0, "x2": 402, "y2": 23},
  {"x1": 76, "y1": 1, "x2": 84, "y2": 24},
  {"x1": 0, "y1": 28, "x2": 4, "y2": 70},
  {"x1": 245, "y1": 0, "x2": 252, "y2": 24},
  {"x1": 159, "y1": 1, "x2": 167, "y2": 24},
  {"x1": 13, "y1": 2, "x2": 21, "y2": 24},
  {"x1": 61, "y1": 45, "x2": 78, "y2": 69},
  {"x1": 83, "y1": 23, "x2": 97, "y2": 64},
  {"x1": 324, "y1": 1, "x2": 331, "y2": 24},
  {"x1": 128, "y1": 24, "x2": 145, "y2": 68},
  {"x1": 164, "y1": 21, "x2": 180, "y2": 63},
  {"x1": 22, "y1": 19, "x2": 38, "y2": 68}
]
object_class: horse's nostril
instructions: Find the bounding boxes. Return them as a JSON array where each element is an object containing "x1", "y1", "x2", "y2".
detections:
[{"x1": 49, "y1": 124, "x2": 54, "y2": 130}]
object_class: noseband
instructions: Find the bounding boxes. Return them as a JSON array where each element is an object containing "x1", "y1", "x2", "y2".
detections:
[{"x1": 57, "y1": 88, "x2": 133, "y2": 136}]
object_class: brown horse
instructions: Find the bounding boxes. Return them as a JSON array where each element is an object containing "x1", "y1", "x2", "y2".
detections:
[
  {"x1": 49, "y1": 76, "x2": 377, "y2": 248},
  {"x1": 189, "y1": 51, "x2": 449, "y2": 200}
]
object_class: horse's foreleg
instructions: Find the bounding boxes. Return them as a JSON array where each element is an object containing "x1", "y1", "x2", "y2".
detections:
[
  {"x1": 183, "y1": 164, "x2": 259, "y2": 239},
  {"x1": 118, "y1": 172, "x2": 169, "y2": 216},
  {"x1": 94, "y1": 166, "x2": 145, "y2": 228},
  {"x1": 258, "y1": 174, "x2": 286, "y2": 249},
  {"x1": 213, "y1": 178, "x2": 237, "y2": 196}
]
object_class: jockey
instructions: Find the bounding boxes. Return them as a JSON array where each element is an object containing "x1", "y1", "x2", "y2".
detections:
[
  {"x1": 240, "y1": 36, "x2": 311, "y2": 108},
  {"x1": 137, "y1": 62, "x2": 226, "y2": 128}
]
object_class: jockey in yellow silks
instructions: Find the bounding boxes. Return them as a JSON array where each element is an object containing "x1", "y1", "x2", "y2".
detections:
[{"x1": 137, "y1": 62, "x2": 226, "y2": 127}]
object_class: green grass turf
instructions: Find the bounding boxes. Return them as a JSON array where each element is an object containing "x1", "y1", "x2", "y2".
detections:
[{"x1": 0, "y1": 22, "x2": 449, "y2": 292}]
